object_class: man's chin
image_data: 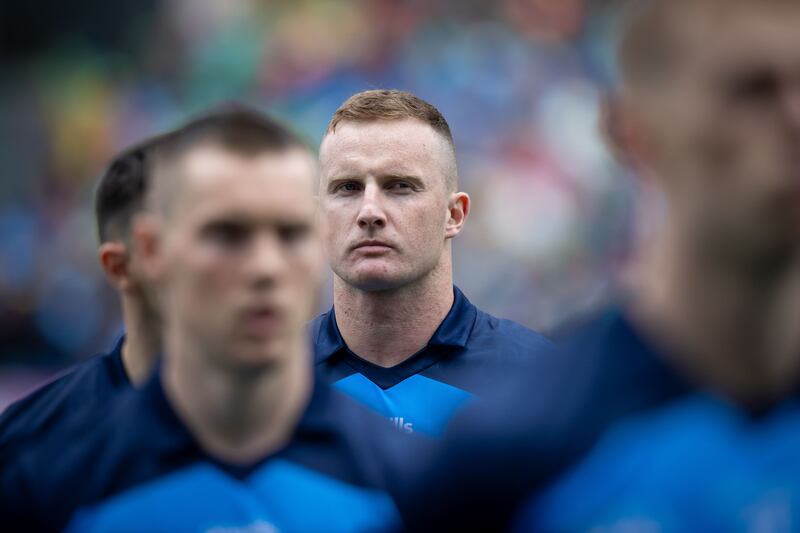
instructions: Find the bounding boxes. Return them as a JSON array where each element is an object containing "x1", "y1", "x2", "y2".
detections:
[
  {"x1": 344, "y1": 273, "x2": 408, "y2": 293},
  {"x1": 226, "y1": 337, "x2": 290, "y2": 369}
]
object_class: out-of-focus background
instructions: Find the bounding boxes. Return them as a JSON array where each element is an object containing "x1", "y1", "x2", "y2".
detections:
[{"x1": 0, "y1": 0, "x2": 634, "y2": 407}]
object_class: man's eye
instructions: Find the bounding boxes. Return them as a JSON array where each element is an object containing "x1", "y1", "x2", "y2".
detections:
[
  {"x1": 387, "y1": 181, "x2": 414, "y2": 192},
  {"x1": 729, "y1": 71, "x2": 780, "y2": 103},
  {"x1": 279, "y1": 224, "x2": 310, "y2": 244},
  {"x1": 335, "y1": 182, "x2": 362, "y2": 193},
  {"x1": 204, "y1": 223, "x2": 247, "y2": 245}
]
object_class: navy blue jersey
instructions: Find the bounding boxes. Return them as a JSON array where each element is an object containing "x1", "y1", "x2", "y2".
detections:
[
  {"x1": 1, "y1": 368, "x2": 415, "y2": 532},
  {"x1": 0, "y1": 336, "x2": 130, "y2": 459},
  {"x1": 311, "y1": 286, "x2": 551, "y2": 436},
  {"x1": 400, "y1": 306, "x2": 800, "y2": 531}
]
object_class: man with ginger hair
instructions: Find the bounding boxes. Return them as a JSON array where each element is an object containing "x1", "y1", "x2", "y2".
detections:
[
  {"x1": 400, "y1": 0, "x2": 800, "y2": 530},
  {"x1": 313, "y1": 89, "x2": 551, "y2": 437}
]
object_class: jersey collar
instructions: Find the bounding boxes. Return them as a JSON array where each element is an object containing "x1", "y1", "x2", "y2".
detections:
[
  {"x1": 312, "y1": 286, "x2": 478, "y2": 388},
  {"x1": 132, "y1": 365, "x2": 341, "y2": 476},
  {"x1": 312, "y1": 285, "x2": 477, "y2": 365}
]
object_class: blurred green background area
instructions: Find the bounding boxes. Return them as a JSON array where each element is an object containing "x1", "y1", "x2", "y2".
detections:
[{"x1": 0, "y1": 0, "x2": 633, "y2": 403}]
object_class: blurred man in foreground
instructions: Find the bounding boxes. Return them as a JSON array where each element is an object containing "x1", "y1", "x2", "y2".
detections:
[
  {"x1": 402, "y1": 0, "x2": 800, "y2": 529},
  {"x1": 1, "y1": 108, "x2": 408, "y2": 532},
  {"x1": 313, "y1": 89, "x2": 550, "y2": 436},
  {"x1": 0, "y1": 134, "x2": 166, "y2": 457}
]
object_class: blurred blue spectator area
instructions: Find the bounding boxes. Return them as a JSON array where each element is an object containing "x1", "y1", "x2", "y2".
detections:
[{"x1": 0, "y1": 0, "x2": 633, "y2": 406}]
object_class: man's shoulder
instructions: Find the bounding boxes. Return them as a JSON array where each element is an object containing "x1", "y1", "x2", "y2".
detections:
[
  {"x1": 0, "y1": 385, "x2": 146, "y2": 531},
  {"x1": 467, "y1": 305, "x2": 552, "y2": 355},
  {"x1": 0, "y1": 346, "x2": 128, "y2": 456},
  {"x1": 476, "y1": 308, "x2": 551, "y2": 341}
]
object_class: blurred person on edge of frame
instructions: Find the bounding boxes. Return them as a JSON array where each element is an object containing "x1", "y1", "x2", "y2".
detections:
[
  {"x1": 0, "y1": 133, "x2": 169, "y2": 459},
  {"x1": 400, "y1": 1, "x2": 800, "y2": 530}
]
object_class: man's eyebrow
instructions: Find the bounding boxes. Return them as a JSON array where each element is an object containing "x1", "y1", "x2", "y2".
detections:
[
  {"x1": 198, "y1": 213, "x2": 252, "y2": 227},
  {"x1": 381, "y1": 173, "x2": 423, "y2": 182},
  {"x1": 378, "y1": 173, "x2": 427, "y2": 189}
]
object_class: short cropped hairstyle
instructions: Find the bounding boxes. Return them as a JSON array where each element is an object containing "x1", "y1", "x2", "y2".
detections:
[
  {"x1": 149, "y1": 105, "x2": 309, "y2": 213},
  {"x1": 95, "y1": 133, "x2": 170, "y2": 243},
  {"x1": 326, "y1": 89, "x2": 454, "y2": 146}
]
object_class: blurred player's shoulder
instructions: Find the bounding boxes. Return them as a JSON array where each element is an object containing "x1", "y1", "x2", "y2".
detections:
[
  {"x1": 543, "y1": 303, "x2": 689, "y2": 410},
  {"x1": 1, "y1": 373, "x2": 423, "y2": 532},
  {"x1": 0, "y1": 379, "x2": 146, "y2": 532},
  {"x1": 0, "y1": 336, "x2": 130, "y2": 457},
  {"x1": 398, "y1": 305, "x2": 692, "y2": 530},
  {"x1": 549, "y1": 303, "x2": 626, "y2": 344}
]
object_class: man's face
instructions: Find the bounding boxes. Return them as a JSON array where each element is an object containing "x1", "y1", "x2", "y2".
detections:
[
  {"x1": 150, "y1": 145, "x2": 322, "y2": 368},
  {"x1": 319, "y1": 118, "x2": 458, "y2": 291},
  {"x1": 633, "y1": 3, "x2": 800, "y2": 261}
]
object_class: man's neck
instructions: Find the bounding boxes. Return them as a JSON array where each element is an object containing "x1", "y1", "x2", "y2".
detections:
[
  {"x1": 333, "y1": 262, "x2": 454, "y2": 368},
  {"x1": 162, "y1": 333, "x2": 312, "y2": 465},
  {"x1": 120, "y1": 294, "x2": 161, "y2": 387},
  {"x1": 632, "y1": 225, "x2": 800, "y2": 407}
]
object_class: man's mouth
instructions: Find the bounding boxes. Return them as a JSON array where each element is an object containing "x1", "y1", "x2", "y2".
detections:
[
  {"x1": 351, "y1": 240, "x2": 393, "y2": 253},
  {"x1": 240, "y1": 306, "x2": 284, "y2": 334}
]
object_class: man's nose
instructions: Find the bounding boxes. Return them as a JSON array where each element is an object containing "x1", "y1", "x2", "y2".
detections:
[
  {"x1": 356, "y1": 184, "x2": 387, "y2": 229},
  {"x1": 247, "y1": 233, "x2": 286, "y2": 288}
]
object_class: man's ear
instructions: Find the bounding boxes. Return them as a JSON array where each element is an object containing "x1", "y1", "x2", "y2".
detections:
[
  {"x1": 98, "y1": 241, "x2": 134, "y2": 292},
  {"x1": 601, "y1": 94, "x2": 649, "y2": 172},
  {"x1": 131, "y1": 213, "x2": 164, "y2": 282},
  {"x1": 445, "y1": 192, "x2": 470, "y2": 240}
]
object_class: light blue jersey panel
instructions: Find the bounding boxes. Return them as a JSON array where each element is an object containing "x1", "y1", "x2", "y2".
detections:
[
  {"x1": 249, "y1": 460, "x2": 400, "y2": 532},
  {"x1": 515, "y1": 395, "x2": 800, "y2": 533},
  {"x1": 333, "y1": 373, "x2": 474, "y2": 436},
  {"x1": 67, "y1": 459, "x2": 401, "y2": 533}
]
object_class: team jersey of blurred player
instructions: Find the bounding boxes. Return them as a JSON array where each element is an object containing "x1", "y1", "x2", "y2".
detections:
[
  {"x1": 400, "y1": 306, "x2": 800, "y2": 531},
  {"x1": 0, "y1": 336, "x2": 130, "y2": 458},
  {"x1": 1, "y1": 368, "x2": 415, "y2": 532},
  {"x1": 312, "y1": 286, "x2": 551, "y2": 436}
]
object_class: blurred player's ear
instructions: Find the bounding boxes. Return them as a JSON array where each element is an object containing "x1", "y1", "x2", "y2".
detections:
[
  {"x1": 601, "y1": 94, "x2": 650, "y2": 174},
  {"x1": 445, "y1": 192, "x2": 470, "y2": 240},
  {"x1": 131, "y1": 213, "x2": 164, "y2": 282},
  {"x1": 98, "y1": 242, "x2": 135, "y2": 292}
]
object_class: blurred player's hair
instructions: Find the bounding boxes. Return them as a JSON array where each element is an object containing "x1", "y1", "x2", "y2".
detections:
[
  {"x1": 326, "y1": 89, "x2": 453, "y2": 146},
  {"x1": 149, "y1": 104, "x2": 310, "y2": 214},
  {"x1": 156, "y1": 105, "x2": 307, "y2": 164},
  {"x1": 95, "y1": 133, "x2": 171, "y2": 244}
]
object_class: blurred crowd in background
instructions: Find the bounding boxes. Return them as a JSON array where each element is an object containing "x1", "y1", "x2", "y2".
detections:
[{"x1": 0, "y1": 0, "x2": 633, "y2": 406}]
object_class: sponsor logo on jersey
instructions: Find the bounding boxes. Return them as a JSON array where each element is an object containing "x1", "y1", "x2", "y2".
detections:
[
  {"x1": 389, "y1": 416, "x2": 414, "y2": 434},
  {"x1": 207, "y1": 521, "x2": 278, "y2": 533}
]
